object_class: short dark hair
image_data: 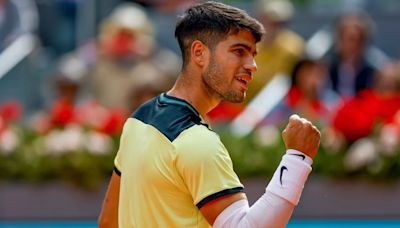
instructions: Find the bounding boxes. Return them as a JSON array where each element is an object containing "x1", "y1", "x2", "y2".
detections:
[{"x1": 175, "y1": 1, "x2": 265, "y2": 68}]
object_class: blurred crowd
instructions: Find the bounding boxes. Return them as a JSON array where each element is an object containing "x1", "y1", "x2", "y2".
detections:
[
  {"x1": 209, "y1": 0, "x2": 400, "y2": 155},
  {"x1": 1, "y1": 0, "x2": 400, "y2": 157}
]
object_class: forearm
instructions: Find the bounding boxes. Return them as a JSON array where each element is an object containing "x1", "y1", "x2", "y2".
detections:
[
  {"x1": 213, "y1": 192, "x2": 294, "y2": 228},
  {"x1": 98, "y1": 171, "x2": 120, "y2": 228},
  {"x1": 213, "y1": 150, "x2": 312, "y2": 228}
]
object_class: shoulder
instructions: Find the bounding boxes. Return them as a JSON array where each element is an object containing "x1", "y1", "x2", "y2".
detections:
[
  {"x1": 132, "y1": 93, "x2": 206, "y2": 142},
  {"x1": 176, "y1": 124, "x2": 222, "y2": 148},
  {"x1": 174, "y1": 125, "x2": 230, "y2": 164}
]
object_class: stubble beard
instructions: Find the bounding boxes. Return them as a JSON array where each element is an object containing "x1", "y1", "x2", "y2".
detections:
[{"x1": 202, "y1": 57, "x2": 245, "y2": 103}]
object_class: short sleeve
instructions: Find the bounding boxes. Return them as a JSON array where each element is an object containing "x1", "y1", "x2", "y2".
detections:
[
  {"x1": 175, "y1": 125, "x2": 244, "y2": 208},
  {"x1": 113, "y1": 119, "x2": 131, "y2": 175},
  {"x1": 114, "y1": 151, "x2": 122, "y2": 175}
]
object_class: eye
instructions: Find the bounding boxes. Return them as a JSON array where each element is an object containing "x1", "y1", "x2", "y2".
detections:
[{"x1": 234, "y1": 48, "x2": 245, "y2": 56}]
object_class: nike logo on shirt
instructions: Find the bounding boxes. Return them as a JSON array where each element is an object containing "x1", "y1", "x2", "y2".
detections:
[{"x1": 279, "y1": 166, "x2": 288, "y2": 185}]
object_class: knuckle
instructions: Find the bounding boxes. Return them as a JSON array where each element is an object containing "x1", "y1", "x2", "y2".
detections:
[{"x1": 304, "y1": 122, "x2": 312, "y2": 130}]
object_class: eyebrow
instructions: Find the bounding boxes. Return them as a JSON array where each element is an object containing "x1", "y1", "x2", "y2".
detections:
[{"x1": 231, "y1": 43, "x2": 257, "y2": 55}]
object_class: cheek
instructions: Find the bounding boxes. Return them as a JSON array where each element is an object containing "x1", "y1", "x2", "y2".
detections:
[
  {"x1": 209, "y1": 52, "x2": 241, "y2": 85},
  {"x1": 224, "y1": 55, "x2": 242, "y2": 74},
  {"x1": 226, "y1": 53, "x2": 242, "y2": 65}
]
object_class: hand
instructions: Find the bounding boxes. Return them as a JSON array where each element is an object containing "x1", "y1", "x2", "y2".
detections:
[{"x1": 282, "y1": 114, "x2": 321, "y2": 159}]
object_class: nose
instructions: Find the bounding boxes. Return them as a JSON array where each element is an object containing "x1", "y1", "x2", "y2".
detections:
[{"x1": 243, "y1": 57, "x2": 257, "y2": 72}]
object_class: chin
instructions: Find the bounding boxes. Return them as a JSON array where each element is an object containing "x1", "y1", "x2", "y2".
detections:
[
  {"x1": 230, "y1": 99, "x2": 244, "y2": 103},
  {"x1": 225, "y1": 94, "x2": 245, "y2": 103},
  {"x1": 220, "y1": 90, "x2": 246, "y2": 103}
]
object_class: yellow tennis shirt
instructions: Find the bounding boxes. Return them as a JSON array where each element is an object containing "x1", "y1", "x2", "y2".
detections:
[{"x1": 114, "y1": 93, "x2": 244, "y2": 227}]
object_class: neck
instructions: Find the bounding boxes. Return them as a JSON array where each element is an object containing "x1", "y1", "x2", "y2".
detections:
[{"x1": 167, "y1": 70, "x2": 221, "y2": 117}]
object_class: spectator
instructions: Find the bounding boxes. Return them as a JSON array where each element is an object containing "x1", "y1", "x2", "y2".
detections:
[
  {"x1": 86, "y1": 2, "x2": 179, "y2": 111},
  {"x1": 261, "y1": 59, "x2": 339, "y2": 128},
  {"x1": 34, "y1": 53, "x2": 128, "y2": 136},
  {"x1": 332, "y1": 61, "x2": 400, "y2": 143},
  {"x1": 327, "y1": 11, "x2": 375, "y2": 98},
  {"x1": 52, "y1": 54, "x2": 89, "y2": 104},
  {"x1": 49, "y1": 2, "x2": 180, "y2": 112}
]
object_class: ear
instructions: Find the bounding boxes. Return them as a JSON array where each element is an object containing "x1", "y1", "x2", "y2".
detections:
[{"x1": 190, "y1": 40, "x2": 209, "y2": 67}]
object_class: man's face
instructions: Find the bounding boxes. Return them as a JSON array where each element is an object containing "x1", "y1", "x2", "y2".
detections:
[
  {"x1": 297, "y1": 63, "x2": 327, "y2": 98},
  {"x1": 337, "y1": 18, "x2": 366, "y2": 59},
  {"x1": 202, "y1": 30, "x2": 258, "y2": 103},
  {"x1": 104, "y1": 29, "x2": 137, "y2": 58}
]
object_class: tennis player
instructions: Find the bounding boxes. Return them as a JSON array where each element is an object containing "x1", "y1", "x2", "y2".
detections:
[{"x1": 99, "y1": 1, "x2": 320, "y2": 227}]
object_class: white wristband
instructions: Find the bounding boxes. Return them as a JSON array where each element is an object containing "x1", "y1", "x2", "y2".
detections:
[
  {"x1": 266, "y1": 151, "x2": 312, "y2": 205},
  {"x1": 286, "y1": 149, "x2": 313, "y2": 165}
]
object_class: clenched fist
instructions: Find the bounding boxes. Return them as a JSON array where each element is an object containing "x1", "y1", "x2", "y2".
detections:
[{"x1": 282, "y1": 114, "x2": 321, "y2": 159}]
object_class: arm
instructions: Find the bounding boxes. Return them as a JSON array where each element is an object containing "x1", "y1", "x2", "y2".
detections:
[
  {"x1": 98, "y1": 170, "x2": 120, "y2": 228},
  {"x1": 200, "y1": 114, "x2": 320, "y2": 227},
  {"x1": 200, "y1": 192, "x2": 247, "y2": 224}
]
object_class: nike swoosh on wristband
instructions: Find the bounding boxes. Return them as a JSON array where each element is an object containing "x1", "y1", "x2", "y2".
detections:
[
  {"x1": 279, "y1": 166, "x2": 288, "y2": 185},
  {"x1": 288, "y1": 153, "x2": 305, "y2": 160}
]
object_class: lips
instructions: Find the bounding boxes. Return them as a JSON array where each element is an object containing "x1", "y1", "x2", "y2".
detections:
[{"x1": 235, "y1": 74, "x2": 252, "y2": 90}]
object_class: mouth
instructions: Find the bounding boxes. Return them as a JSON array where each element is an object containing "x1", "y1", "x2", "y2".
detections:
[{"x1": 235, "y1": 74, "x2": 252, "y2": 90}]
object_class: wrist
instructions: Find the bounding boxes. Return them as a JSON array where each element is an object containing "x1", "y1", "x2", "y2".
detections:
[
  {"x1": 286, "y1": 149, "x2": 313, "y2": 165},
  {"x1": 266, "y1": 152, "x2": 312, "y2": 205}
]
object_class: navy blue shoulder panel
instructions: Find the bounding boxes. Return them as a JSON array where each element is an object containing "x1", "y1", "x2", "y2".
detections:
[{"x1": 132, "y1": 93, "x2": 208, "y2": 141}]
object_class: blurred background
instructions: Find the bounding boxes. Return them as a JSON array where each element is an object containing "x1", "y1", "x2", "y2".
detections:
[{"x1": 1, "y1": 0, "x2": 400, "y2": 226}]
